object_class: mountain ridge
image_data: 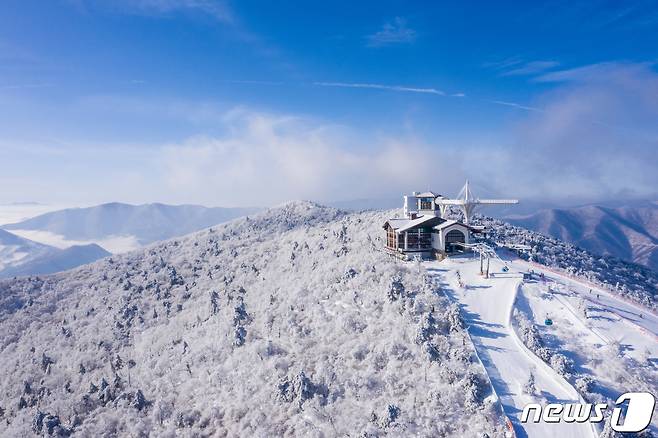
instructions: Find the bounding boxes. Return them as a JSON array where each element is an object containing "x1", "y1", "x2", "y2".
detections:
[
  {"x1": 0, "y1": 228, "x2": 111, "y2": 279},
  {"x1": 2, "y1": 202, "x2": 261, "y2": 245},
  {"x1": 505, "y1": 202, "x2": 658, "y2": 271}
]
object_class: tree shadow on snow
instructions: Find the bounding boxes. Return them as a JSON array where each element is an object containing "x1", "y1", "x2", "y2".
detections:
[
  {"x1": 425, "y1": 267, "x2": 449, "y2": 274},
  {"x1": 587, "y1": 312, "x2": 617, "y2": 323},
  {"x1": 463, "y1": 284, "x2": 492, "y2": 290},
  {"x1": 537, "y1": 390, "x2": 574, "y2": 405},
  {"x1": 462, "y1": 309, "x2": 508, "y2": 340}
]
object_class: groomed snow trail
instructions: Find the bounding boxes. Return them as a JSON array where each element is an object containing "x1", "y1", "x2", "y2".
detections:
[
  {"x1": 427, "y1": 256, "x2": 596, "y2": 438},
  {"x1": 515, "y1": 257, "x2": 658, "y2": 339}
]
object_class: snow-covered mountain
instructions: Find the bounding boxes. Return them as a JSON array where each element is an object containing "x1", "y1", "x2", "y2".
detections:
[
  {"x1": 0, "y1": 229, "x2": 111, "y2": 279},
  {"x1": 1, "y1": 202, "x2": 655, "y2": 436},
  {"x1": 2, "y1": 202, "x2": 260, "y2": 253},
  {"x1": 0, "y1": 243, "x2": 110, "y2": 279},
  {"x1": 0, "y1": 229, "x2": 53, "y2": 272},
  {"x1": 505, "y1": 202, "x2": 658, "y2": 272},
  {"x1": 0, "y1": 202, "x2": 506, "y2": 437}
]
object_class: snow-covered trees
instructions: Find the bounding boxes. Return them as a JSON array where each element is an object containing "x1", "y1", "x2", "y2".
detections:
[
  {"x1": 574, "y1": 375, "x2": 595, "y2": 398},
  {"x1": 523, "y1": 371, "x2": 537, "y2": 396},
  {"x1": 513, "y1": 311, "x2": 574, "y2": 378},
  {"x1": 0, "y1": 203, "x2": 504, "y2": 437}
]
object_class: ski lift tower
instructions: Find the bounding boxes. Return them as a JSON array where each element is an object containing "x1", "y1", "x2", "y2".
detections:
[
  {"x1": 434, "y1": 180, "x2": 519, "y2": 224},
  {"x1": 460, "y1": 242, "x2": 505, "y2": 278}
]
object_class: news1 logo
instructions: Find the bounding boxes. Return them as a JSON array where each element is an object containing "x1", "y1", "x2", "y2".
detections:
[{"x1": 521, "y1": 392, "x2": 656, "y2": 432}]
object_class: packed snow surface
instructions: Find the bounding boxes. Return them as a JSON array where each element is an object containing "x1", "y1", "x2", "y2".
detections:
[
  {"x1": 513, "y1": 258, "x2": 658, "y2": 433},
  {"x1": 429, "y1": 256, "x2": 595, "y2": 438},
  {"x1": 430, "y1": 251, "x2": 657, "y2": 437}
]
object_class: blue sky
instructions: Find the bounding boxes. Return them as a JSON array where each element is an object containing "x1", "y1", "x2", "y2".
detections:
[{"x1": 1, "y1": 0, "x2": 658, "y2": 206}]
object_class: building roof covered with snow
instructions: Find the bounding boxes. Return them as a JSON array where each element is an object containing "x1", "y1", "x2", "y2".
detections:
[
  {"x1": 435, "y1": 219, "x2": 478, "y2": 231},
  {"x1": 383, "y1": 215, "x2": 444, "y2": 233}
]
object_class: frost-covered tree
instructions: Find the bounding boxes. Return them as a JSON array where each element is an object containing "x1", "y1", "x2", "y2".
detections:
[
  {"x1": 523, "y1": 371, "x2": 537, "y2": 396},
  {"x1": 0, "y1": 203, "x2": 506, "y2": 437}
]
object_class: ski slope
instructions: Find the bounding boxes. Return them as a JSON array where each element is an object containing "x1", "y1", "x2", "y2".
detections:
[
  {"x1": 515, "y1": 257, "x2": 658, "y2": 345},
  {"x1": 513, "y1": 257, "x2": 658, "y2": 433},
  {"x1": 427, "y1": 255, "x2": 597, "y2": 438}
]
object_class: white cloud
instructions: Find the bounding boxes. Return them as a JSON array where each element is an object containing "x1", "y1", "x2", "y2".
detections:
[
  {"x1": 8, "y1": 229, "x2": 140, "y2": 254},
  {"x1": 160, "y1": 109, "x2": 466, "y2": 206},
  {"x1": 500, "y1": 62, "x2": 658, "y2": 201},
  {"x1": 314, "y1": 82, "x2": 445, "y2": 95},
  {"x1": 5, "y1": 62, "x2": 657, "y2": 207},
  {"x1": 366, "y1": 17, "x2": 417, "y2": 47}
]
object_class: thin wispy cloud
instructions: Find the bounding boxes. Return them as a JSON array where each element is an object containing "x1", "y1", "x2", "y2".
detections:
[
  {"x1": 533, "y1": 61, "x2": 656, "y2": 83},
  {"x1": 68, "y1": 0, "x2": 296, "y2": 75},
  {"x1": 489, "y1": 100, "x2": 543, "y2": 112},
  {"x1": 484, "y1": 56, "x2": 523, "y2": 70},
  {"x1": 366, "y1": 17, "x2": 417, "y2": 47},
  {"x1": 486, "y1": 57, "x2": 560, "y2": 77},
  {"x1": 70, "y1": 0, "x2": 233, "y2": 23},
  {"x1": 0, "y1": 83, "x2": 52, "y2": 90},
  {"x1": 502, "y1": 60, "x2": 560, "y2": 76},
  {"x1": 314, "y1": 82, "x2": 445, "y2": 95},
  {"x1": 587, "y1": 2, "x2": 658, "y2": 30},
  {"x1": 225, "y1": 79, "x2": 284, "y2": 86}
]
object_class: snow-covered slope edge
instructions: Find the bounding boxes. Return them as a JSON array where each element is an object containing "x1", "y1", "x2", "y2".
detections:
[
  {"x1": 478, "y1": 215, "x2": 658, "y2": 311},
  {"x1": 508, "y1": 284, "x2": 600, "y2": 437},
  {"x1": 0, "y1": 202, "x2": 506, "y2": 437}
]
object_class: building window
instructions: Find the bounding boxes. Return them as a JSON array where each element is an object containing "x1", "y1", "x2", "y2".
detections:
[
  {"x1": 419, "y1": 198, "x2": 433, "y2": 210},
  {"x1": 386, "y1": 227, "x2": 396, "y2": 248}
]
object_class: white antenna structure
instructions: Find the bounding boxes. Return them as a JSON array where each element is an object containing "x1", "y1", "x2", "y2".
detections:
[{"x1": 434, "y1": 180, "x2": 519, "y2": 224}]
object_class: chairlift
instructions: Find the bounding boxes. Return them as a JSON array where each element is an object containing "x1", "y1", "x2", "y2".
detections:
[
  {"x1": 544, "y1": 313, "x2": 553, "y2": 326},
  {"x1": 502, "y1": 265, "x2": 509, "y2": 273}
]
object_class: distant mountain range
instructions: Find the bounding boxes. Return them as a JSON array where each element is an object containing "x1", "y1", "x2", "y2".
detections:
[
  {"x1": 0, "y1": 229, "x2": 110, "y2": 279},
  {"x1": 505, "y1": 201, "x2": 658, "y2": 271},
  {"x1": 0, "y1": 202, "x2": 259, "y2": 277},
  {"x1": 2, "y1": 202, "x2": 260, "y2": 246},
  {"x1": 4, "y1": 198, "x2": 657, "y2": 278},
  {"x1": 0, "y1": 228, "x2": 52, "y2": 272}
]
